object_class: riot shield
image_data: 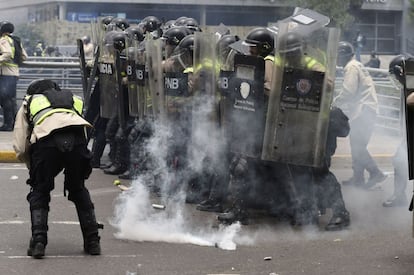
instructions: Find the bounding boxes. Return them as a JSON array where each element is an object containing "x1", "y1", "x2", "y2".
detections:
[
  {"x1": 228, "y1": 53, "x2": 265, "y2": 158},
  {"x1": 403, "y1": 58, "x2": 414, "y2": 179},
  {"x1": 275, "y1": 8, "x2": 330, "y2": 36},
  {"x1": 99, "y1": 31, "x2": 118, "y2": 119},
  {"x1": 77, "y1": 38, "x2": 88, "y2": 106},
  {"x1": 189, "y1": 32, "x2": 221, "y2": 162},
  {"x1": 261, "y1": 24, "x2": 340, "y2": 167},
  {"x1": 114, "y1": 49, "x2": 126, "y2": 129},
  {"x1": 193, "y1": 32, "x2": 219, "y2": 119},
  {"x1": 145, "y1": 38, "x2": 165, "y2": 123},
  {"x1": 125, "y1": 38, "x2": 146, "y2": 118}
]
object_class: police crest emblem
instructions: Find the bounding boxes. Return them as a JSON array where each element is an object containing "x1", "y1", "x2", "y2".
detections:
[
  {"x1": 296, "y1": 79, "x2": 312, "y2": 95},
  {"x1": 240, "y1": 82, "x2": 251, "y2": 99}
]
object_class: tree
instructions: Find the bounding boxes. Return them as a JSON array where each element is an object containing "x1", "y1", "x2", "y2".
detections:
[{"x1": 410, "y1": 0, "x2": 414, "y2": 20}]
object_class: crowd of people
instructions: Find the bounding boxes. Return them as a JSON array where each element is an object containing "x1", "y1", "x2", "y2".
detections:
[
  {"x1": 8, "y1": 13, "x2": 413, "y2": 259},
  {"x1": 83, "y1": 15, "x2": 378, "y2": 231}
]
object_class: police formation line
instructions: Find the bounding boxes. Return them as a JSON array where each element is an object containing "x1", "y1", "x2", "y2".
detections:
[{"x1": 11, "y1": 12, "x2": 414, "y2": 259}]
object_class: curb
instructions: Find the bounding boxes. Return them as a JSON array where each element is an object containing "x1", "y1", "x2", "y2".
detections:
[
  {"x1": 0, "y1": 150, "x2": 19, "y2": 162},
  {"x1": 0, "y1": 151, "x2": 394, "y2": 164}
]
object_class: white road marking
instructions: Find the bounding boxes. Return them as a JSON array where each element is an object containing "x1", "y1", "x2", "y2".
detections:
[
  {"x1": 6, "y1": 254, "x2": 138, "y2": 259},
  {"x1": 52, "y1": 187, "x2": 119, "y2": 198},
  {"x1": 0, "y1": 220, "x2": 110, "y2": 225}
]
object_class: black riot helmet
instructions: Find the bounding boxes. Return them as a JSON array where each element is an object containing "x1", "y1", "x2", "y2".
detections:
[
  {"x1": 217, "y1": 34, "x2": 240, "y2": 53},
  {"x1": 125, "y1": 26, "x2": 144, "y2": 42},
  {"x1": 82, "y1": 35, "x2": 91, "y2": 44},
  {"x1": 27, "y1": 79, "x2": 61, "y2": 95},
  {"x1": 337, "y1": 41, "x2": 355, "y2": 67},
  {"x1": 174, "y1": 16, "x2": 188, "y2": 26},
  {"x1": 177, "y1": 34, "x2": 195, "y2": 53},
  {"x1": 103, "y1": 30, "x2": 117, "y2": 46},
  {"x1": 174, "y1": 34, "x2": 195, "y2": 68},
  {"x1": 101, "y1": 16, "x2": 114, "y2": 29},
  {"x1": 217, "y1": 34, "x2": 240, "y2": 59},
  {"x1": 337, "y1": 41, "x2": 354, "y2": 57},
  {"x1": 0, "y1": 21, "x2": 14, "y2": 34},
  {"x1": 278, "y1": 32, "x2": 304, "y2": 55},
  {"x1": 110, "y1": 18, "x2": 130, "y2": 31},
  {"x1": 184, "y1": 18, "x2": 201, "y2": 33},
  {"x1": 162, "y1": 20, "x2": 176, "y2": 32},
  {"x1": 112, "y1": 32, "x2": 126, "y2": 51},
  {"x1": 142, "y1": 16, "x2": 162, "y2": 33},
  {"x1": 389, "y1": 54, "x2": 412, "y2": 85},
  {"x1": 162, "y1": 26, "x2": 189, "y2": 46},
  {"x1": 243, "y1": 27, "x2": 275, "y2": 58}
]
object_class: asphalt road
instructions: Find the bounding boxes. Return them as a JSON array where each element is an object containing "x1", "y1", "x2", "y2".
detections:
[{"x1": 0, "y1": 158, "x2": 414, "y2": 275}]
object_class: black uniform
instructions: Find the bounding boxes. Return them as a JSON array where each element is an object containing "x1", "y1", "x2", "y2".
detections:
[{"x1": 13, "y1": 79, "x2": 102, "y2": 259}]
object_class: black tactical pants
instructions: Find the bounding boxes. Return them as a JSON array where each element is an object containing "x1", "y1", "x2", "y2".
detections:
[{"x1": 27, "y1": 131, "x2": 94, "y2": 211}]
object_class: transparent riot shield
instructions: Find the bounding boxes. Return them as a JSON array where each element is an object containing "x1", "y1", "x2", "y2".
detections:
[
  {"x1": 125, "y1": 39, "x2": 141, "y2": 117},
  {"x1": 217, "y1": 38, "x2": 238, "y2": 145},
  {"x1": 99, "y1": 30, "x2": 119, "y2": 119},
  {"x1": 404, "y1": 59, "x2": 414, "y2": 179},
  {"x1": 189, "y1": 32, "x2": 221, "y2": 164},
  {"x1": 193, "y1": 32, "x2": 219, "y2": 121},
  {"x1": 77, "y1": 38, "x2": 88, "y2": 105},
  {"x1": 114, "y1": 49, "x2": 126, "y2": 129},
  {"x1": 145, "y1": 38, "x2": 165, "y2": 123},
  {"x1": 228, "y1": 53, "x2": 266, "y2": 158},
  {"x1": 261, "y1": 24, "x2": 340, "y2": 167}
]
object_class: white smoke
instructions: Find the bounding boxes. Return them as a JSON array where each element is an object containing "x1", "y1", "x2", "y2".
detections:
[
  {"x1": 110, "y1": 88, "x2": 248, "y2": 250},
  {"x1": 110, "y1": 178, "x2": 245, "y2": 250}
]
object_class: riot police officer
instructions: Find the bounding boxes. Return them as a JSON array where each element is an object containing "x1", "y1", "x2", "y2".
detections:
[
  {"x1": 141, "y1": 16, "x2": 162, "y2": 39},
  {"x1": 218, "y1": 27, "x2": 276, "y2": 225},
  {"x1": 196, "y1": 34, "x2": 240, "y2": 212},
  {"x1": 103, "y1": 31, "x2": 132, "y2": 175},
  {"x1": 315, "y1": 106, "x2": 351, "y2": 230},
  {"x1": 13, "y1": 79, "x2": 102, "y2": 259},
  {"x1": 162, "y1": 26, "x2": 190, "y2": 61},
  {"x1": 0, "y1": 21, "x2": 27, "y2": 131}
]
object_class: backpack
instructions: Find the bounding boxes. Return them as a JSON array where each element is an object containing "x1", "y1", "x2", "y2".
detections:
[{"x1": 9, "y1": 35, "x2": 24, "y2": 65}]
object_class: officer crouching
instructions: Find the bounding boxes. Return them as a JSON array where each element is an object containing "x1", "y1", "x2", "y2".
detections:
[{"x1": 13, "y1": 79, "x2": 102, "y2": 259}]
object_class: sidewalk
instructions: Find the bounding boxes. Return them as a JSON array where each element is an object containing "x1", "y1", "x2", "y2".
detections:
[
  {"x1": 0, "y1": 129, "x2": 401, "y2": 163},
  {"x1": 0, "y1": 131, "x2": 18, "y2": 162}
]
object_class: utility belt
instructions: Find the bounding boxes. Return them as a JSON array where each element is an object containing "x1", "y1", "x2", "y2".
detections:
[{"x1": 35, "y1": 126, "x2": 86, "y2": 152}]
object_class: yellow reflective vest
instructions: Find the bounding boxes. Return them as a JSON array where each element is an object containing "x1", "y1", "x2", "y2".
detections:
[
  {"x1": 4, "y1": 35, "x2": 17, "y2": 67},
  {"x1": 274, "y1": 55, "x2": 322, "y2": 70},
  {"x1": 25, "y1": 93, "x2": 83, "y2": 126}
]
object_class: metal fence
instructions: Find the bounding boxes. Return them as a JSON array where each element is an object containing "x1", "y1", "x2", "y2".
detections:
[
  {"x1": 15, "y1": 57, "x2": 402, "y2": 134},
  {"x1": 17, "y1": 57, "x2": 83, "y2": 98}
]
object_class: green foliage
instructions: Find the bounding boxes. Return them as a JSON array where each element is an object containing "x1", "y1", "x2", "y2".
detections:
[{"x1": 410, "y1": 0, "x2": 414, "y2": 20}]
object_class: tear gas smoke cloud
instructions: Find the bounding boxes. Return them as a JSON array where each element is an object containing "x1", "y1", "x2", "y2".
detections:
[
  {"x1": 111, "y1": 92, "x2": 247, "y2": 250},
  {"x1": 110, "y1": 178, "x2": 244, "y2": 250}
]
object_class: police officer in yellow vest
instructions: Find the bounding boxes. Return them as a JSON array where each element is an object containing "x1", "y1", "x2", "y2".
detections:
[
  {"x1": 218, "y1": 27, "x2": 277, "y2": 225},
  {"x1": 13, "y1": 79, "x2": 102, "y2": 259},
  {"x1": 0, "y1": 21, "x2": 27, "y2": 131}
]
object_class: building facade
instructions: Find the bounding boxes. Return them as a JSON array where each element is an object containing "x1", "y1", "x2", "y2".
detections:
[{"x1": 0, "y1": 0, "x2": 410, "y2": 55}]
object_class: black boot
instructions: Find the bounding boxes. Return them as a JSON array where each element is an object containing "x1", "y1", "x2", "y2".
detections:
[
  {"x1": 118, "y1": 169, "x2": 135, "y2": 180},
  {"x1": 76, "y1": 207, "x2": 103, "y2": 255},
  {"x1": 27, "y1": 209, "x2": 48, "y2": 259},
  {"x1": 217, "y1": 206, "x2": 249, "y2": 225},
  {"x1": 103, "y1": 164, "x2": 127, "y2": 175},
  {"x1": 103, "y1": 139, "x2": 128, "y2": 175},
  {"x1": 325, "y1": 210, "x2": 350, "y2": 231}
]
